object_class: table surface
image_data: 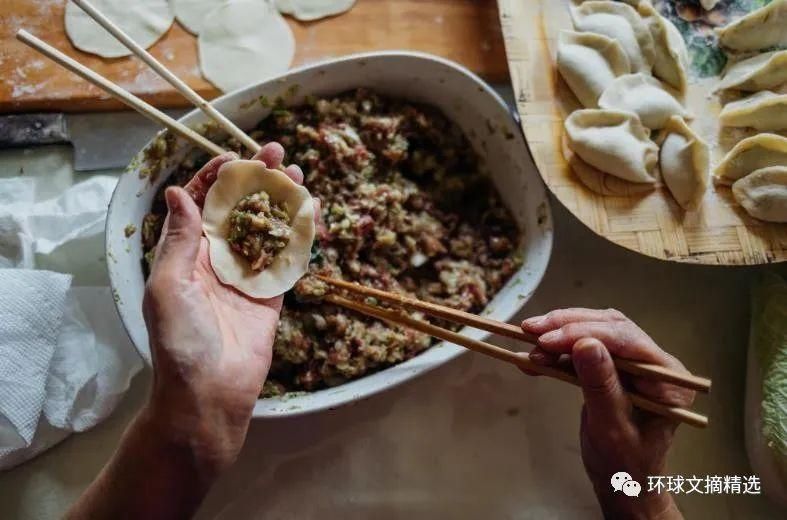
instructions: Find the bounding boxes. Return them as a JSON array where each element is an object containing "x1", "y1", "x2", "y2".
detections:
[{"x1": 0, "y1": 143, "x2": 783, "y2": 518}]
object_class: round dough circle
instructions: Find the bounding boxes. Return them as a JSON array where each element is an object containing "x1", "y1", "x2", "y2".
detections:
[
  {"x1": 65, "y1": 0, "x2": 174, "y2": 59},
  {"x1": 198, "y1": 0, "x2": 295, "y2": 93},
  {"x1": 276, "y1": 0, "x2": 356, "y2": 22},
  {"x1": 203, "y1": 160, "x2": 316, "y2": 299},
  {"x1": 172, "y1": 0, "x2": 215, "y2": 35}
]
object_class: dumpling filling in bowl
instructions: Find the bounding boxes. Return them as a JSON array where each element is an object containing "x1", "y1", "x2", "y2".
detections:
[
  {"x1": 227, "y1": 190, "x2": 293, "y2": 271},
  {"x1": 143, "y1": 89, "x2": 522, "y2": 396}
]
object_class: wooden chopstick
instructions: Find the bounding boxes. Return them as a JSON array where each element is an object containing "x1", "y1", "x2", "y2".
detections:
[
  {"x1": 16, "y1": 30, "x2": 226, "y2": 157},
  {"x1": 325, "y1": 293, "x2": 709, "y2": 429},
  {"x1": 71, "y1": 0, "x2": 262, "y2": 154},
  {"x1": 315, "y1": 275, "x2": 712, "y2": 393}
]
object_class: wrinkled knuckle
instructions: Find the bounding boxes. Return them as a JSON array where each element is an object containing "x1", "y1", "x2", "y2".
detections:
[
  {"x1": 561, "y1": 322, "x2": 585, "y2": 339},
  {"x1": 605, "y1": 308, "x2": 626, "y2": 321}
]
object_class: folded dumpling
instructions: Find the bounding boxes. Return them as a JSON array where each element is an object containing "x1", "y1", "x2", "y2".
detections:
[
  {"x1": 732, "y1": 166, "x2": 787, "y2": 223},
  {"x1": 720, "y1": 91, "x2": 787, "y2": 132},
  {"x1": 714, "y1": 134, "x2": 787, "y2": 185},
  {"x1": 659, "y1": 116, "x2": 709, "y2": 210},
  {"x1": 572, "y1": 1, "x2": 656, "y2": 74},
  {"x1": 557, "y1": 30, "x2": 631, "y2": 108},
  {"x1": 565, "y1": 109, "x2": 658, "y2": 184},
  {"x1": 716, "y1": 50, "x2": 787, "y2": 92},
  {"x1": 716, "y1": 0, "x2": 787, "y2": 52},
  {"x1": 598, "y1": 73, "x2": 689, "y2": 130},
  {"x1": 638, "y1": 2, "x2": 689, "y2": 92}
]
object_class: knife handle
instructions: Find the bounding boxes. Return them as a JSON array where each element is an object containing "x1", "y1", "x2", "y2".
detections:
[{"x1": 0, "y1": 113, "x2": 69, "y2": 147}]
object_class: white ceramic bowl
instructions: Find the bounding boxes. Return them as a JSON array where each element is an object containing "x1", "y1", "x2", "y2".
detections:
[{"x1": 106, "y1": 52, "x2": 553, "y2": 418}]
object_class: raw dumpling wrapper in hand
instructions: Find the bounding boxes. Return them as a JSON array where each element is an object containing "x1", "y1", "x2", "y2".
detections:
[
  {"x1": 638, "y1": 2, "x2": 689, "y2": 92},
  {"x1": 557, "y1": 30, "x2": 631, "y2": 108},
  {"x1": 571, "y1": 1, "x2": 656, "y2": 74},
  {"x1": 276, "y1": 0, "x2": 356, "y2": 21},
  {"x1": 720, "y1": 91, "x2": 787, "y2": 132},
  {"x1": 565, "y1": 109, "x2": 658, "y2": 184},
  {"x1": 716, "y1": 50, "x2": 787, "y2": 93},
  {"x1": 659, "y1": 116, "x2": 709, "y2": 210},
  {"x1": 598, "y1": 73, "x2": 689, "y2": 130},
  {"x1": 203, "y1": 160, "x2": 316, "y2": 299},
  {"x1": 732, "y1": 166, "x2": 787, "y2": 223},
  {"x1": 714, "y1": 134, "x2": 787, "y2": 185},
  {"x1": 716, "y1": 0, "x2": 787, "y2": 52}
]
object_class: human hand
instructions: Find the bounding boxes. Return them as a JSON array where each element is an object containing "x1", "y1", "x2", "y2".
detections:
[
  {"x1": 522, "y1": 309, "x2": 695, "y2": 519},
  {"x1": 142, "y1": 142, "x2": 308, "y2": 481}
]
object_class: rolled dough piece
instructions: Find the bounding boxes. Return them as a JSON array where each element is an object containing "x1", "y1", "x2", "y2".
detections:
[
  {"x1": 275, "y1": 0, "x2": 356, "y2": 21},
  {"x1": 203, "y1": 160, "x2": 316, "y2": 299},
  {"x1": 199, "y1": 0, "x2": 295, "y2": 93},
  {"x1": 64, "y1": 0, "x2": 174, "y2": 59},
  {"x1": 173, "y1": 0, "x2": 215, "y2": 35}
]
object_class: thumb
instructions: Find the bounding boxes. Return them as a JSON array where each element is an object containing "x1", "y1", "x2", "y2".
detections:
[
  {"x1": 572, "y1": 338, "x2": 631, "y2": 428},
  {"x1": 153, "y1": 186, "x2": 203, "y2": 277}
]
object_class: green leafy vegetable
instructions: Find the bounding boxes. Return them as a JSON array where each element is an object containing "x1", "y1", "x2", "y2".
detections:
[{"x1": 751, "y1": 271, "x2": 787, "y2": 464}]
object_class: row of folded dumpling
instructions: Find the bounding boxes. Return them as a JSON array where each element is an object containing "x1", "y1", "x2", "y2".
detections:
[
  {"x1": 556, "y1": 0, "x2": 786, "y2": 223},
  {"x1": 714, "y1": 0, "x2": 787, "y2": 224}
]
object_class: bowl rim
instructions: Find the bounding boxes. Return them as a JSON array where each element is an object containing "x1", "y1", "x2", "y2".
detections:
[{"x1": 106, "y1": 50, "x2": 554, "y2": 418}]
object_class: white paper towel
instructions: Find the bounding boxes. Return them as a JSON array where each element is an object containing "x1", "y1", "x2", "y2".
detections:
[{"x1": 0, "y1": 176, "x2": 143, "y2": 470}]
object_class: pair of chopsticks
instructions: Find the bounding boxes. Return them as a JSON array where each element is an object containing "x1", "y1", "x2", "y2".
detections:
[
  {"x1": 317, "y1": 275, "x2": 711, "y2": 429},
  {"x1": 16, "y1": 0, "x2": 261, "y2": 157}
]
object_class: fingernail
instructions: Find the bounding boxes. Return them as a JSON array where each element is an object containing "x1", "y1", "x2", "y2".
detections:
[
  {"x1": 529, "y1": 351, "x2": 547, "y2": 364},
  {"x1": 576, "y1": 342, "x2": 605, "y2": 369},
  {"x1": 523, "y1": 315, "x2": 546, "y2": 327},
  {"x1": 165, "y1": 187, "x2": 180, "y2": 212},
  {"x1": 539, "y1": 329, "x2": 563, "y2": 343}
]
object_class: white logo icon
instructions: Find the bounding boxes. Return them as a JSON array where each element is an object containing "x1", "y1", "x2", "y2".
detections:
[
  {"x1": 611, "y1": 471, "x2": 633, "y2": 492},
  {"x1": 622, "y1": 480, "x2": 642, "y2": 497}
]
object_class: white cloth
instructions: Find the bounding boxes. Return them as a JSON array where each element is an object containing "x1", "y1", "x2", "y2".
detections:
[{"x1": 0, "y1": 176, "x2": 143, "y2": 470}]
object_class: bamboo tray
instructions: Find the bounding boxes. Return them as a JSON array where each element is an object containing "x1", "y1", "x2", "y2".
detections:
[{"x1": 498, "y1": 0, "x2": 787, "y2": 265}]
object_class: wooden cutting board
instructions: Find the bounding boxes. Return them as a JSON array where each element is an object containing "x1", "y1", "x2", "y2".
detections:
[
  {"x1": 0, "y1": 0, "x2": 507, "y2": 113},
  {"x1": 498, "y1": 0, "x2": 787, "y2": 265}
]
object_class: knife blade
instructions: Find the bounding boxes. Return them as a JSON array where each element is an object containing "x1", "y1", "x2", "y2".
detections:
[{"x1": 0, "y1": 110, "x2": 188, "y2": 171}]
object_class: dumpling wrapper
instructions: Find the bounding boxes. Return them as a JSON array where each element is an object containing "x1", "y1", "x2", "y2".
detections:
[
  {"x1": 720, "y1": 91, "x2": 787, "y2": 132},
  {"x1": 716, "y1": 0, "x2": 787, "y2": 52},
  {"x1": 173, "y1": 0, "x2": 215, "y2": 35},
  {"x1": 199, "y1": 0, "x2": 295, "y2": 93},
  {"x1": 659, "y1": 116, "x2": 709, "y2": 210},
  {"x1": 203, "y1": 160, "x2": 316, "y2": 299},
  {"x1": 716, "y1": 50, "x2": 787, "y2": 93},
  {"x1": 714, "y1": 134, "x2": 787, "y2": 185},
  {"x1": 276, "y1": 0, "x2": 356, "y2": 21},
  {"x1": 598, "y1": 73, "x2": 689, "y2": 130},
  {"x1": 65, "y1": 0, "x2": 173, "y2": 59},
  {"x1": 557, "y1": 30, "x2": 631, "y2": 108},
  {"x1": 732, "y1": 166, "x2": 787, "y2": 223},
  {"x1": 572, "y1": 1, "x2": 656, "y2": 74},
  {"x1": 565, "y1": 109, "x2": 659, "y2": 184},
  {"x1": 638, "y1": 2, "x2": 689, "y2": 92}
]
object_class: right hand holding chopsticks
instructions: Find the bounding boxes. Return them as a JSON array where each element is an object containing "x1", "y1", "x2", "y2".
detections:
[{"x1": 521, "y1": 308, "x2": 693, "y2": 519}]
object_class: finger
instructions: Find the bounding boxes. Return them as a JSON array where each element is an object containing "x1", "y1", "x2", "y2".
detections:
[
  {"x1": 536, "y1": 320, "x2": 666, "y2": 365},
  {"x1": 184, "y1": 152, "x2": 239, "y2": 208},
  {"x1": 252, "y1": 141, "x2": 285, "y2": 169},
  {"x1": 522, "y1": 308, "x2": 626, "y2": 335},
  {"x1": 572, "y1": 338, "x2": 631, "y2": 428},
  {"x1": 529, "y1": 346, "x2": 560, "y2": 368},
  {"x1": 152, "y1": 187, "x2": 203, "y2": 279},
  {"x1": 284, "y1": 163, "x2": 304, "y2": 185}
]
